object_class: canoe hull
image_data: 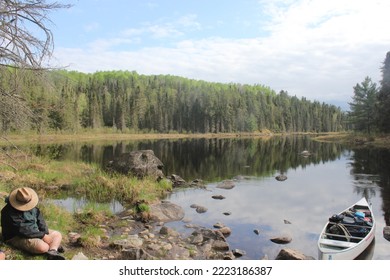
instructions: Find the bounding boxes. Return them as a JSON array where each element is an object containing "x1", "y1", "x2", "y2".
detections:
[{"x1": 318, "y1": 197, "x2": 375, "y2": 260}]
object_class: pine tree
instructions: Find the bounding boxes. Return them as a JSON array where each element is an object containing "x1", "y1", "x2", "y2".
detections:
[
  {"x1": 348, "y1": 77, "x2": 379, "y2": 134},
  {"x1": 378, "y1": 51, "x2": 390, "y2": 132}
]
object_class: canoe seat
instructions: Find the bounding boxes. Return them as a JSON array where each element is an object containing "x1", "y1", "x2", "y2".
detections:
[{"x1": 319, "y1": 238, "x2": 355, "y2": 249}]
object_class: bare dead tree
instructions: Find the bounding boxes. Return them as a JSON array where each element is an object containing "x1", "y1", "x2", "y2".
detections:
[
  {"x1": 1, "y1": 1, "x2": 71, "y2": 168},
  {"x1": 0, "y1": 0, "x2": 71, "y2": 68},
  {"x1": 0, "y1": 0, "x2": 71, "y2": 132}
]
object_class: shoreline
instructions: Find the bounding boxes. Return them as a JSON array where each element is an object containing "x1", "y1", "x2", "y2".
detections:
[{"x1": 0, "y1": 131, "x2": 338, "y2": 145}]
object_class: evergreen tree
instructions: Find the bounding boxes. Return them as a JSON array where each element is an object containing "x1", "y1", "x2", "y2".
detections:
[
  {"x1": 348, "y1": 77, "x2": 379, "y2": 134},
  {"x1": 378, "y1": 51, "x2": 390, "y2": 132}
]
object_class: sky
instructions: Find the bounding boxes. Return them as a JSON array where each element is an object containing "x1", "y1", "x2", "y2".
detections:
[{"x1": 49, "y1": 0, "x2": 390, "y2": 110}]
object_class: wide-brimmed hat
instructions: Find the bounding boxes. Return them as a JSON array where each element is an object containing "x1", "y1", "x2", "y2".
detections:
[{"x1": 9, "y1": 187, "x2": 39, "y2": 211}]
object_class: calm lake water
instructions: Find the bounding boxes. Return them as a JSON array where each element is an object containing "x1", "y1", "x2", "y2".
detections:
[{"x1": 26, "y1": 136, "x2": 390, "y2": 260}]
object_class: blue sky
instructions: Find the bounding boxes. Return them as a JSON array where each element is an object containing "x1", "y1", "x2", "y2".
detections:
[{"x1": 49, "y1": 0, "x2": 390, "y2": 110}]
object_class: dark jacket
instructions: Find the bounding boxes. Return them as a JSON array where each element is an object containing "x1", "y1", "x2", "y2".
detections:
[{"x1": 1, "y1": 200, "x2": 49, "y2": 242}]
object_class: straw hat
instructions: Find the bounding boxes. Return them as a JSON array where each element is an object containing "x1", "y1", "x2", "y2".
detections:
[{"x1": 9, "y1": 187, "x2": 39, "y2": 211}]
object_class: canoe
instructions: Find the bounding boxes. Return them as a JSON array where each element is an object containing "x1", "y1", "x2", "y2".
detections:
[{"x1": 318, "y1": 197, "x2": 375, "y2": 260}]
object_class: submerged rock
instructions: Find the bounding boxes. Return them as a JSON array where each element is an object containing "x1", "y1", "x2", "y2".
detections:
[
  {"x1": 212, "y1": 195, "x2": 226, "y2": 200},
  {"x1": 217, "y1": 180, "x2": 235, "y2": 189},
  {"x1": 270, "y1": 236, "x2": 292, "y2": 244},
  {"x1": 275, "y1": 174, "x2": 287, "y2": 181},
  {"x1": 195, "y1": 206, "x2": 208, "y2": 213},
  {"x1": 213, "y1": 222, "x2": 225, "y2": 229}
]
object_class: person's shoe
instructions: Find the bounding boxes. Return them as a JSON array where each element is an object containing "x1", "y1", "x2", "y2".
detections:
[
  {"x1": 57, "y1": 246, "x2": 65, "y2": 253},
  {"x1": 46, "y1": 249, "x2": 65, "y2": 260}
]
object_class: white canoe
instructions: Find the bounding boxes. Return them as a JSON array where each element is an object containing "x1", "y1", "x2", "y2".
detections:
[{"x1": 318, "y1": 197, "x2": 375, "y2": 260}]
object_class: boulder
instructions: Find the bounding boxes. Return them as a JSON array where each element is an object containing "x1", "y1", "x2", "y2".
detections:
[
  {"x1": 275, "y1": 248, "x2": 314, "y2": 260},
  {"x1": 149, "y1": 201, "x2": 185, "y2": 222},
  {"x1": 121, "y1": 248, "x2": 143, "y2": 260},
  {"x1": 217, "y1": 227, "x2": 232, "y2": 237},
  {"x1": 212, "y1": 240, "x2": 230, "y2": 251},
  {"x1": 68, "y1": 232, "x2": 82, "y2": 245},
  {"x1": 188, "y1": 232, "x2": 204, "y2": 245},
  {"x1": 110, "y1": 235, "x2": 143, "y2": 249},
  {"x1": 217, "y1": 180, "x2": 235, "y2": 189},
  {"x1": 167, "y1": 174, "x2": 187, "y2": 188},
  {"x1": 232, "y1": 249, "x2": 246, "y2": 257},
  {"x1": 190, "y1": 179, "x2": 206, "y2": 188},
  {"x1": 223, "y1": 251, "x2": 235, "y2": 260},
  {"x1": 107, "y1": 150, "x2": 164, "y2": 180}
]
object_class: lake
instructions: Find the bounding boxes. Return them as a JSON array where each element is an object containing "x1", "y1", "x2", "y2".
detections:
[{"x1": 28, "y1": 136, "x2": 390, "y2": 260}]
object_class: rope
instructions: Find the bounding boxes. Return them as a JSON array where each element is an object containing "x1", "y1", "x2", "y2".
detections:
[{"x1": 336, "y1": 223, "x2": 351, "y2": 242}]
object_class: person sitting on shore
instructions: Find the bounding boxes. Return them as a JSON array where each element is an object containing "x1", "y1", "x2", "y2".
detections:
[
  {"x1": 1, "y1": 187, "x2": 65, "y2": 260},
  {"x1": 0, "y1": 249, "x2": 5, "y2": 260}
]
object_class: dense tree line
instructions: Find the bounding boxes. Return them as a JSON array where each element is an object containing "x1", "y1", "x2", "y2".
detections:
[
  {"x1": 348, "y1": 51, "x2": 390, "y2": 134},
  {"x1": 0, "y1": 69, "x2": 345, "y2": 134}
]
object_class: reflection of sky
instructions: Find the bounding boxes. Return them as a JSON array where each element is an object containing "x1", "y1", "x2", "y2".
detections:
[
  {"x1": 166, "y1": 153, "x2": 390, "y2": 260},
  {"x1": 50, "y1": 197, "x2": 124, "y2": 214}
]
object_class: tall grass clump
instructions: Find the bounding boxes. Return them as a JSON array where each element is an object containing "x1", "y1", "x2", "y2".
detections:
[
  {"x1": 1, "y1": 153, "x2": 173, "y2": 211},
  {"x1": 73, "y1": 169, "x2": 173, "y2": 206},
  {"x1": 39, "y1": 202, "x2": 76, "y2": 235}
]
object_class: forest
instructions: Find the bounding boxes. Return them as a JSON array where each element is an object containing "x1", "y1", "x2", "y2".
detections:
[
  {"x1": 2, "y1": 2, "x2": 390, "y2": 137},
  {"x1": 0, "y1": 1, "x2": 347, "y2": 136},
  {"x1": 0, "y1": 68, "x2": 346, "y2": 134}
]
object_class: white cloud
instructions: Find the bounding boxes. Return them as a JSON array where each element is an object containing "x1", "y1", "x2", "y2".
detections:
[
  {"x1": 177, "y1": 14, "x2": 201, "y2": 30},
  {"x1": 53, "y1": 0, "x2": 390, "y2": 108},
  {"x1": 120, "y1": 14, "x2": 200, "y2": 42},
  {"x1": 83, "y1": 22, "x2": 100, "y2": 32}
]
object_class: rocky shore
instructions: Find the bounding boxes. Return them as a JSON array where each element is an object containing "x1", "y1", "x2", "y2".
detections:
[
  {"x1": 61, "y1": 150, "x2": 315, "y2": 260},
  {"x1": 64, "y1": 200, "x2": 315, "y2": 260}
]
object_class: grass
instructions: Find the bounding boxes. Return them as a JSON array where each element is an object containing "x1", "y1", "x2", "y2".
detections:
[
  {"x1": 40, "y1": 202, "x2": 76, "y2": 233},
  {"x1": 0, "y1": 152, "x2": 173, "y2": 259},
  {"x1": 0, "y1": 130, "x2": 278, "y2": 146},
  {"x1": 311, "y1": 131, "x2": 390, "y2": 147},
  {"x1": 0, "y1": 151, "x2": 172, "y2": 204}
]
